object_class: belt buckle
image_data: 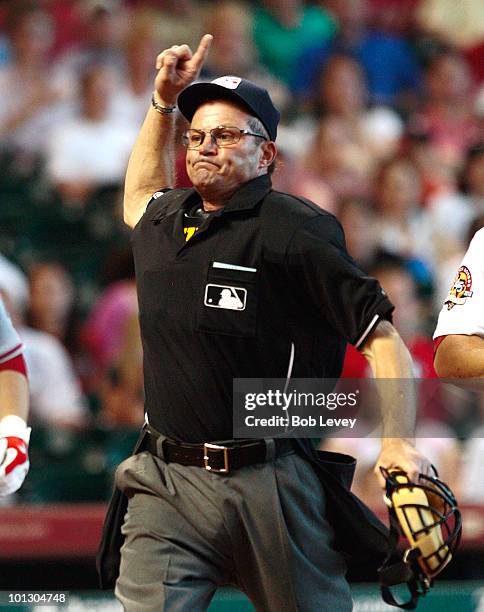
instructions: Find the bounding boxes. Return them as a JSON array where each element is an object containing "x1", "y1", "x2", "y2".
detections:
[{"x1": 203, "y1": 443, "x2": 229, "y2": 473}]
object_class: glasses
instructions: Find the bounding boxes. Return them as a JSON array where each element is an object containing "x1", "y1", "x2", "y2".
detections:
[{"x1": 182, "y1": 126, "x2": 268, "y2": 149}]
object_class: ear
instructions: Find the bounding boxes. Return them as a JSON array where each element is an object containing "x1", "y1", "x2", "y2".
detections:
[{"x1": 258, "y1": 141, "x2": 277, "y2": 171}]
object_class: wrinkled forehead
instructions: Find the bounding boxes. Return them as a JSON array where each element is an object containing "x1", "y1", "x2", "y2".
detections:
[{"x1": 190, "y1": 100, "x2": 254, "y2": 129}]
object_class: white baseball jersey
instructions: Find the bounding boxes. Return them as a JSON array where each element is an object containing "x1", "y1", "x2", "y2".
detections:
[
  {"x1": 0, "y1": 298, "x2": 23, "y2": 364},
  {"x1": 434, "y1": 228, "x2": 484, "y2": 339}
]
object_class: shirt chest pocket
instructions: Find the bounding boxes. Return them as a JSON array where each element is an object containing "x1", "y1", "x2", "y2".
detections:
[{"x1": 196, "y1": 262, "x2": 259, "y2": 338}]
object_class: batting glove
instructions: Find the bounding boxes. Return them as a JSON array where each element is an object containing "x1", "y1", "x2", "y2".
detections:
[{"x1": 0, "y1": 415, "x2": 31, "y2": 496}]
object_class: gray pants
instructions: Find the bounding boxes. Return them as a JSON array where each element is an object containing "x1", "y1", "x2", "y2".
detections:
[{"x1": 114, "y1": 445, "x2": 353, "y2": 612}]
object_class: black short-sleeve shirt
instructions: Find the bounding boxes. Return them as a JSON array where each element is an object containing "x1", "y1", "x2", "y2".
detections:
[{"x1": 132, "y1": 174, "x2": 393, "y2": 442}]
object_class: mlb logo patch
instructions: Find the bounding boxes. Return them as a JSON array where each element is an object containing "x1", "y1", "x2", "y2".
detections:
[
  {"x1": 204, "y1": 284, "x2": 246, "y2": 311},
  {"x1": 212, "y1": 76, "x2": 242, "y2": 90}
]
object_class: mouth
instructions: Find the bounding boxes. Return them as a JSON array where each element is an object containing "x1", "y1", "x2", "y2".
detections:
[{"x1": 193, "y1": 160, "x2": 219, "y2": 169}]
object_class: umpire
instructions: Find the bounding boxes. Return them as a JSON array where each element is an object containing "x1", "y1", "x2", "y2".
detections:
[{"x1": 102, "y1": 34, "x2": 433, "y2": 611}]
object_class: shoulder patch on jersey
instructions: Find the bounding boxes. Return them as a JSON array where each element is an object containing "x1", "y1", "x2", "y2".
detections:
[
  {"x1": 444, "y1": 265, "x2": 473, "y2": 310},
  {"x1": 152, "y1": 190, "x2": 168, "y2": 199},
  {"x1": 145, "y1": 188, "x2": 172, "y2": 215}
]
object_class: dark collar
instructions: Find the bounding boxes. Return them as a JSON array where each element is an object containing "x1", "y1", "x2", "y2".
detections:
[
  {"x1": 221, "y1": 174, "x2": 272, "y2": 213},
  {"x1": 178, "y1": 174, "x2": 272, "y2": 215}
]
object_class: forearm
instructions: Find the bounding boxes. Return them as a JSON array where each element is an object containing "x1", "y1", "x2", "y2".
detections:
[
  {"x1": 361, "y1": 320, "x2": 416, "y2": 441},
  {"x1": 0, "y1": 370, "x2": 30, "y2": 497},
  {"x1": 361, "y1": 321, "x2": 433, "y2": 483},
  {"x1": 0, "y1": 370, "x2": 29, "y2": 422},
  {"x1": 123, "y1": 98, "x2": 177, "y2": 228}
]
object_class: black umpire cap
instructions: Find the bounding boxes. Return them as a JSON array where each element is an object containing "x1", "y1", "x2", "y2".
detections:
[{"x1": 178, "y1": 76, "x2": 280, "y2": 142}]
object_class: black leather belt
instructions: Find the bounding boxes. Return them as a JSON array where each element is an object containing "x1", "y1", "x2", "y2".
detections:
[{"x1": 145, "y1": 430, "x2": 293, "y2": 474}]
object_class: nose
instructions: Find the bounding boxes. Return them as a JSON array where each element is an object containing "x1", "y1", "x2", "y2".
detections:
[{"x1": 198, "y1": 132, "x2": 218, "y2": 155}]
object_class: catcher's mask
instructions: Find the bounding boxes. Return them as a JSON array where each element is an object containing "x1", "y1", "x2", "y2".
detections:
[{"x1": 378, "y1": 467, "x2": 462, "y2": 610}]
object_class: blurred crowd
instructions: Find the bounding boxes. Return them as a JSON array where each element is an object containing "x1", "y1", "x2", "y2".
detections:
[{"x1": 0, "y1": 0, "x2": 483, "y2": 506}]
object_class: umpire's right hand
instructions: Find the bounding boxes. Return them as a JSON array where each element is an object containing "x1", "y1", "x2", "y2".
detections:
[{"x1": 153, "y1": 34, "x2": 213, "y2": 108}]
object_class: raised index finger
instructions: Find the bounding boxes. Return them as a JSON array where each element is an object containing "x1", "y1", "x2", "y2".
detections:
[{"x1": 191, "y1": 34, "x2": 213, "y2": 71}]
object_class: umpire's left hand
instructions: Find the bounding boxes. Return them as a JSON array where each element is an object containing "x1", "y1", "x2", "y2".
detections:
[{"x1": 374, "y1": 438, "x2": 433, "y2": 488}]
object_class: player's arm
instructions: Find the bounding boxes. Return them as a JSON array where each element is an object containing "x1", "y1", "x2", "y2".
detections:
[
  {"x1": 0, "y1": 297, "x2": 30, "y2": 496},
  {"x1": 434, "y1": 334, "x2": 484, "y2": 379},
  {"x1": 433, "y1": 229, "x2": 484, "y2": 384},
  {"x1": 0, "y1": 368, "x2": 28, "y2": 422},
  {"x1": 361, "y1": 319, "x2": 433, "y2": 487},
  {"x1": 123, "y1": 34, "x2": 213, "y2": 229},
  {"x1": 0, "y1": 354, "x2": 30, "y2": 497}
]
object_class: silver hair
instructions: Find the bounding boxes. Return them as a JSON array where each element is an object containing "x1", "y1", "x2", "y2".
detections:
[{"x1": 245, "y1": 116, "x2": 276, "y2": 175}]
